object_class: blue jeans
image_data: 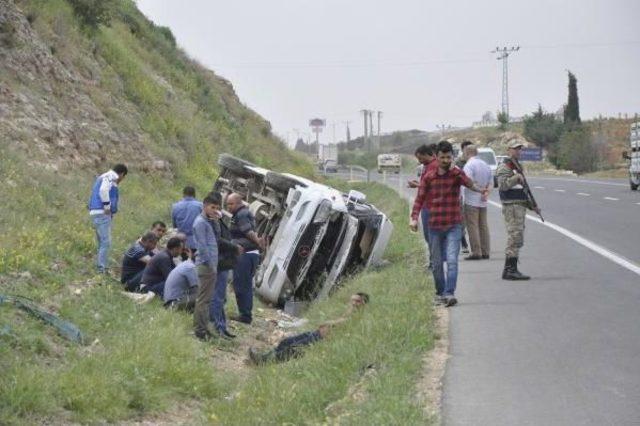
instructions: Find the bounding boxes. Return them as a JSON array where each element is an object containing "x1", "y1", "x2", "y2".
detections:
[
  {"x1": 91, "y1": 214, "x2": 112, "y2": 272},
  {"x1": 420, "y1": 209, "x2": 433, "y2": 266},
  {"x1": 274, "y1": 330, "x2": 322, "y2": 362},
  {"x1": 233, "y1": 252, "x2": 259, "y2": 323},
  {"x1": 143, "y1": 281, "x2": 165, "y2": 298},
  {"x1": 430, "y1": 224, "x2": 462, "y2": 297},
  {"x1": 210, "y1": 269, "x2": 230, "y2": 333}
]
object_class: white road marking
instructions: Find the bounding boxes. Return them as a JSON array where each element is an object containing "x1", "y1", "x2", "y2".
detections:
[
  {"x1": 488, "y1": 200, "x2": 640, "y2": 277},
  {"x1": 528, "y1": 177, "x2": 627, "y2": 187},
  {"x1": 554, "y1": 189, "x2": 566, "y2": 192},
  {"x1": 604, "y1": 197, "x2": 619, "y2": 201},
  {"x1": 577, "y1": 193, "x2": 590, "y2": 196},
  {"x1": 534, "y1": 186, "x2": 545, "y2": 189}
]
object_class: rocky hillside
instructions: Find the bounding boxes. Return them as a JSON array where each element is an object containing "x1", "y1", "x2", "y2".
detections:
[
  {"x1": 0, "y1": 0, "x2": 311, "y2": 174},
  {"x1": 0, "y1": 0, "x2": 318, "y2": 293}
]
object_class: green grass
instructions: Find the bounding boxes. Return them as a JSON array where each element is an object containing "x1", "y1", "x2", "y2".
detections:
[
  {"x1": 1, "y1": 0, "x2": 436, "y2": 422},
  {"x1": 205, "y1": 183, "x2": 437, "y2": 425},
  {"x1": 0, "y1": 178, "x2": 436, "y2": 424}
]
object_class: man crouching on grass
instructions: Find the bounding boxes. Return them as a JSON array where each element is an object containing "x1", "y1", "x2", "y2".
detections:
[
  {"x1": 248, "y1": 293, "x2": 370, "y2": 365},
  {"x1": 410, "y1": 141, "x2": 489, "y2": 307}
]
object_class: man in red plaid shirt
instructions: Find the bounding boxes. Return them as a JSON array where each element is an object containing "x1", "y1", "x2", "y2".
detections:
[{"x1": 410, "y1": 141, "x2": 489, "y2": 307}]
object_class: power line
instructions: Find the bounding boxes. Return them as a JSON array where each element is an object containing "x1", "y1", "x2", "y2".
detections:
[
  {"x1": 210, "y1": 58, "x2": 490, "y2": 69},
  {"x1": 209, "y1": 40, "x2": 640, "y2": 69},
  {"x1": 492, "y1": 46, "x2": 520, "y2": 117}
]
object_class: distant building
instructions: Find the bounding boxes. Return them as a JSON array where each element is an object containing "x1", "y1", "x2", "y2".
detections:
[
  {"x1": 472, "y1": 119, "x2": 499, "y2": 128},
  {"x1": 472, "y1": 115, "x2": 523, "y2": 128}
]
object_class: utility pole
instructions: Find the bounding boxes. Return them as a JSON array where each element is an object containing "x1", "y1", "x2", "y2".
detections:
[
  {"x1": 342, "y1": 121, "x2": 352, "y2": 143},
  {"x1": 376, "y1": 111, "x2": 382, "y2": 150},
  {"x1": 436, "y1": 124, "x2": 450, "y2": 139},
  {"x1": 361, "y1": 109, "x2": 369, "y2": 152},
  {"x1": 368, "y1": 110, "x2": 374, "y2": 151},
  {"x1": 492, "y1": 46, "x2": 520, "y2": 118},
  {"x1": 332, "y1": 121, "x2": 336, "y2": 144}
]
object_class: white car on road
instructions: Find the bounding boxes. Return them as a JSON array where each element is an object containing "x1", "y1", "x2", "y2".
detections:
[{"x1": 477, "y1": 147, "x2": 499, "y2": 187}]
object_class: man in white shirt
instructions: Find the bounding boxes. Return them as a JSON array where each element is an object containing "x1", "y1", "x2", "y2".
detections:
[
  {"x1": 87, "y1": 164, "x2": 128, "y2": 273},
  {"x1": 462, "y1": 145, "x2": 492, "y2": 260}
]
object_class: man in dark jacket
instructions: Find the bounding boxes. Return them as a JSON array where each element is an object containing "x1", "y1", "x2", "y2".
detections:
[
  {"x1": 121, "y1": 232, "x2": 158, "y2": 292},
  {"x1": 207, "y1": 192, "x2": 242, "y2": 338},
  {"x1": 226, "y1": 193, "x2": 264, "y2": 325},
  {"x1": 141, "y1": 237, "x2": 184, "y2": 298}
]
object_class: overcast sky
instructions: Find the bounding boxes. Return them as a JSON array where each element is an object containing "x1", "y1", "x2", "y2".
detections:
[{"x1": 137, "y1": 0, "x2": 640, "y2": 145}]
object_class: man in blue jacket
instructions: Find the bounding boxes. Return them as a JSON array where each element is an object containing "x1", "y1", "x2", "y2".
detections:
[
  {"x1": 171, "y1": 186, "x2": 203, "y2": 252},
  {"x1": 88, "y1": 164, "x2": 128, "y2": 273},
  {"x1": 192, "y1": 193, "x2": 220, "y2": 341}
]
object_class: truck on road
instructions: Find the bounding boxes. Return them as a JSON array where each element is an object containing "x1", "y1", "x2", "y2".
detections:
[
  {"x1": 623, "y1": 121, "x2": 640, "y2": 190},
  {"x1": 318, "y1": 144, "x2": 339, "y2": 173},
  {"x1": 377, "y1": 153, "x2": 401, "y2": 174}
]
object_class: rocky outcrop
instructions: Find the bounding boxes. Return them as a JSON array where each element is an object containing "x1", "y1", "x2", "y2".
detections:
[{"x1": 0, "y1": 0, "x2": 155, "y2": 170}]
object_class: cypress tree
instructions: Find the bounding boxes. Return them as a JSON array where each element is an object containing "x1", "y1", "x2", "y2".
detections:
[{"x1": 564, "y1": 71, "x2": 581, "y2": 125}]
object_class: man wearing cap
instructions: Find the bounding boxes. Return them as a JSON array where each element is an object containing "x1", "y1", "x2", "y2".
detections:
[{"x1": 496, "y1": 141, "x2": 539, "y2": 280}]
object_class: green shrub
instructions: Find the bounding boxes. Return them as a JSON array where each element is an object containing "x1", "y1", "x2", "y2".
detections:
[
  {"x1": 552, "y1": 127, "x2": 597, "y2": 174},
  {"x1": 156, "y1": 26, "x2": 176, "y2": 47},
  {"x1": 523, "y1": 105, "x2": 565, "y2": 149},
  {"x1": 66, "y1": 0, "x2": 117, "y2": 28}
]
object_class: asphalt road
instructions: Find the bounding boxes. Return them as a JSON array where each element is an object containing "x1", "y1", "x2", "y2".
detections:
[{"x1": 340, "y1": 170, "x2": 640, "y2": 425}]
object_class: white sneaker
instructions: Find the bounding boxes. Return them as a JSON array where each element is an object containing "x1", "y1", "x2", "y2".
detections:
[{"x1": 138, "y1": 292, "x2": 156, "y2": 304}]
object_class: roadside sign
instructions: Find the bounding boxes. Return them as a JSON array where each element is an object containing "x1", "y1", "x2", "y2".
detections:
[{"x1": 520, "y1": 147, "x2": 543, "y2": 162}]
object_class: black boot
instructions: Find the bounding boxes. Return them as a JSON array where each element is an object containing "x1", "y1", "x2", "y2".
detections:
[
  {"x1": 503, "y1": 257, "x2": 530, "y2": 281},
  {"x1": 502, "y1": 258, "x2": 511, "y2": 279}
]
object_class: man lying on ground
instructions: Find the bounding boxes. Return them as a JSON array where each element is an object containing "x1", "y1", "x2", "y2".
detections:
[
  {"x1": 140, "y1": 237, "x2": 184, "y2": 298},
  {"x1": 248, "y1": 293, "x2": 370, "y2": 365},
  {"x1": 121, "y1": 232, "x2": 158, "y2": 292}
]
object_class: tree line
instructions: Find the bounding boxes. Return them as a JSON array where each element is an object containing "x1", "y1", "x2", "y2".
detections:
[{"x1": 523, "y1": 71, "x2": 599, "y2": 174}]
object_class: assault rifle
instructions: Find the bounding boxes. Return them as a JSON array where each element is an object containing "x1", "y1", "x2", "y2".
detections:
[{"x1": 511, "y1": 158, "x2": 544, "y2": 222}]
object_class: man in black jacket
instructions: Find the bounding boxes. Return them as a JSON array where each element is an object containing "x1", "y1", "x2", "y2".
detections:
[
  {"x1": 226, "y1": 192, "x2": 264, "y2": 325},
  {"x1": 140, "y1": 237, "x2": 184, "y2": 298},
  {"x1": 207, "y1": 192, "x2": 243, "y2": 338}
]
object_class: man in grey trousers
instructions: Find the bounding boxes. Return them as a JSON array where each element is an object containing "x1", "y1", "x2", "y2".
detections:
[{"x1": 192, "y1": 193, "x2": 220, "y2": 341}]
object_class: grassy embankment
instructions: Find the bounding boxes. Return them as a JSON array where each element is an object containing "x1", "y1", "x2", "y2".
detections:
[
  {"x1": 1, "y1": 175, "x2": 436, "y2": 424},
  {"x1": 206, "y1": 182, "x2": 436, "y2": 425},
  {"x1": 1, "y1": 1, "x2": 437, "y2": 423}
]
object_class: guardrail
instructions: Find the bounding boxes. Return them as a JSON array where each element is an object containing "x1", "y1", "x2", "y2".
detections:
[
  {"x1": 379, "y1": 169, "x2": 406, "y2": 193},
  {"x1": 321, "y1": 165, "x2": 370, "y2": 183}
]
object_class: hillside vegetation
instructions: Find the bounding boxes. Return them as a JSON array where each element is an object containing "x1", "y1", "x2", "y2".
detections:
[
  {"x1": 0, "y1": 0, "x2": 313, "y2": 278},
  {"x1": 335, "y1": 114, "x2": 632, "y2": 175},
  {"x1": 0, "y1": 1, "x2": 439, "y2": 424}
]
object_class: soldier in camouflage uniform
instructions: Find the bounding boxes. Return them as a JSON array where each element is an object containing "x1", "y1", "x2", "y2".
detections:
[{"x1": 496, "y1": 141, "x2": 540, "y2": 280}]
